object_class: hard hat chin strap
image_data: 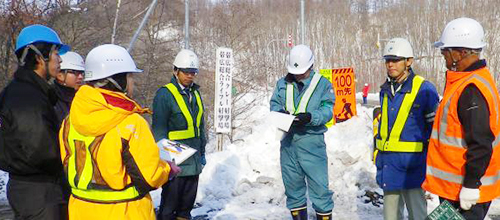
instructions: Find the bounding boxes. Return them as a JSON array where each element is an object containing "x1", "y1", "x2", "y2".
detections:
[
  {"x1": 107, "y1": 77, "x2": 127, "y2": 94},
  {"x1": 20, "y1": 44, "x2": 57, "y2": 81},
  {"x1": 18, "y1": 47, "x2": 29, "y2": 67},
  {"x1": 94, "y1": 78, "x2": 127, "y2": 94}
]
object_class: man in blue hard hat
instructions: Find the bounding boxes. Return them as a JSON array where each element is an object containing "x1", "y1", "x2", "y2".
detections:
[{"x1": 0, "y1": 24, "x2": 70, "y2": 220}]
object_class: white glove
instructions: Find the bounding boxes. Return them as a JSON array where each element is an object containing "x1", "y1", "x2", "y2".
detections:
[{"x1": 459, "y1": 187, "x2": 480, "y2": 210}]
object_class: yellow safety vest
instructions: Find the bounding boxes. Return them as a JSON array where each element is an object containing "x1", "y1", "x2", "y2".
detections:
[
  {"x1": 62, "y1": 119, "x2": 141, "y2": 203},
  {"x1": 373, "y1": 108, "x2": 381, "y2": 163},
  {"x1": 376, "y1": 75, "x2": 425, "y2": 152},
  {"x1": 165, "y1": 83, "x2": 204, "y2": 140},
  {"x1": 286, "y1": 73, "x2": 322, "y2": 114}
]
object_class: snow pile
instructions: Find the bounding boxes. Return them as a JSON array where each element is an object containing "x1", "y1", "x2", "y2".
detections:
[{"x1": 162, "y1": 103, "x2": 386, "y2": 219}]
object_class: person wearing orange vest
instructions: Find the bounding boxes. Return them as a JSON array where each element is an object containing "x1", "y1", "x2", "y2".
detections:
[
  {"x1": 422, "y1": 17, "x2": 500, "y2": 219},
  {"x1": 59, "y1": 44, "x2": 180, "y2": 220}
]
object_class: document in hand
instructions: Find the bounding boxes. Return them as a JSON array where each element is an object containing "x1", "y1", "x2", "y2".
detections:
[
  {"x1": 267, "y1": 111, "x2": 297, "y2": 141},
  {"x1": 157, "y1": 139, "x2": 197, "y2": 165},
  {"x1": 268, "y1": 111, "x2": 296, "y2": 132}
]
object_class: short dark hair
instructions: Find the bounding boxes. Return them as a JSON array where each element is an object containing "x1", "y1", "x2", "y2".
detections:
[{"x1": 15, "y1": 43, "x2": 54, "y2": 70}]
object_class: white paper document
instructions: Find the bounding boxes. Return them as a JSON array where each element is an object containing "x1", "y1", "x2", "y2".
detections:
[
  {"x1": 157, "y1": 139, "x2": 197, "y2": 165},
  {"x1": 268, "y1": 111, "x2": 296, "y2": 132},
  {"x1": 267, "y1": 111, "x2": 297, "y2": 141}
]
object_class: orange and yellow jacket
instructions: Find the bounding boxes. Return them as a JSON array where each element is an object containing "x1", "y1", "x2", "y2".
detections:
[{"x1": 59, "y1": 85, "x2": 170, "y2": 220}]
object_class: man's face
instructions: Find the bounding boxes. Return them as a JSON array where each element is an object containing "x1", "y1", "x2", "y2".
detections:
[
  {"x1": 176, "y1": 70, "x2": 197, "y2": 87},
  {"x1": 48, "y1": 49, "x2": 62, "y2": 79},
  {"x1": 57, "y1": 69, "x2": 84, "y2": 90},
  {"x1": 126, "y1": 73, "x2": 134, "y2": 97},
  {"x1": 441, "y1": 48, "x2": 461, "y2": 70},
  {"x1": 385, "y1": 57, "x2": 411, "y2": 78},
  {"x1": 293, "y1": 69, "x2": 311, "y2": 81}
]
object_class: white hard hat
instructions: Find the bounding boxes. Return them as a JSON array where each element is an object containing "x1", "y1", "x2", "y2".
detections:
[
  {"x1": 383, "y1": 38, "x2": 414, "y2": 59},
  {"x1": 84, "y1": 44, "x2": 142, "y2": 82},
  {"x1": 287, "y1": 44, "x2": 314, "y2": 75},
  {"x1": 173, "y1": 49, "x2": 199, "y2": 72},
  {"x1": 60, "y1": 51, "x2": 85, "y2": 71},
  {"x1": 434, "y1": 17, "x2": 486, "y2": 49},
  {"x1": 364, "y1": 83, "x2": 368, "y2": 86}
]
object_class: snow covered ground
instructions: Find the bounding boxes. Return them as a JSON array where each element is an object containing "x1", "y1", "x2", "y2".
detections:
[
  {"x1": 170, "y1": 101, "x2": 386, "y2": 219},
  {"x1": 1, "y1": 93, "x2": 500, "y2": 219}
]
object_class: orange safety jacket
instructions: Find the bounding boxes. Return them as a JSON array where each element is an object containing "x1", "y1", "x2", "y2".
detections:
[{"x1": 422, "y1": 67, "x2": 500, "y2": 203}]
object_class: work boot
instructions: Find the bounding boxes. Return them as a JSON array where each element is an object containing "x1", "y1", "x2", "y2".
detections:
[
  {"x1": 175, "y1": 217, "x2": 189, "y2": 220},
  {"x1": 290, "y1": 207, "x2": 307, "y2": 220},
  {"x1": 316, "y1": 212, "x2": 332, "y2": 220}
]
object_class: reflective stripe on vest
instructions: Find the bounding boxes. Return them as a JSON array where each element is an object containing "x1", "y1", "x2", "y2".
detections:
[
  {"x1": 430, "y1": 74, "x2": 500, "y2": 149},
  {"x1": 63, "y1": 119, "x2": 141, "y2": 203},
  {"x1": 286, "y1": 73, "x2": 322, "y2": 114},
  {"x1": 423, "y1": 68, "x2": 500, "y2": 203},
  {"x1": 165, "y1": 83, "x2": 204, "y2": 140},
  {"x1": 376, "y1": 75, "x2": 425, "y2": 152}
]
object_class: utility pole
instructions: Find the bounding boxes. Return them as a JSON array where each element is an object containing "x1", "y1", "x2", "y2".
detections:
[
  {"x1": 300, "y1": 0, "x2": 305, "y2": 44},
  {"x1": 184, "y1": 0, "x2": 190, "y2": 49},
  {"x1": 127, "y1": 0, "x2": 159, "y2": 53},
  {"x1": 111, "y1": 0, "x2": 122, "y2": 44}
]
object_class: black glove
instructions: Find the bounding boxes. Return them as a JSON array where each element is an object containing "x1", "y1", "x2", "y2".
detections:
[
  {"x1": 278, "y1": 109, "x2": 290, "y2": 114},
  {"x1": 293, "y1": 113, "x2": 311, "y2": 127}
]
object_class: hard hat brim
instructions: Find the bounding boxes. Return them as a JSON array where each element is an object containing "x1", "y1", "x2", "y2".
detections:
[
  {"x1": 179, "y1": 68, "x2": 199, "y2": 73},
  {"x1": 61, "y1": 67, "x2": 85, "y2": 71},
  {"x1": 434, "y1": 41, "x2": 486, "y2": 49},
  {"x1": 287, "y1": 64, "x2": 312, "y2": 75},
  {"x1": 434, "y1": 41, "x2": 445, "y2": 48},
  {"x1": 59, "y1": 45, "x2": 71, "y2": 55},
  {"x1": 383, "y1": 55, "x2": 405, "y2": 61},
  {"x1": 131, "y1": 68, "x2": 143, "y2": 73}
]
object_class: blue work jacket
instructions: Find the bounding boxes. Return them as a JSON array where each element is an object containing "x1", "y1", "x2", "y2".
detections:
[
  {"x1": 270, "y1": 71, "x2": 335, "y2": 135},
  {"x1": 376, "y1": 70, "x2": 439, "y2": 190}
]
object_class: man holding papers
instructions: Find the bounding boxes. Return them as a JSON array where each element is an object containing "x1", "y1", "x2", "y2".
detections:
[
  {"x1": 270, "y1": 45, "x2": 335, "y2": 220},
  {"x1": 153, "y1": 49, "x2": 207, "y2": 220}
]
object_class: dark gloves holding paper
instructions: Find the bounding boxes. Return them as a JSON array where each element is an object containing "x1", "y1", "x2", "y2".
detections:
[
  {"x1": 293, "y1": 112, "x2": 311, "y2": 127},
  {"x1": 278, "y1": 109, "x2": 290, "y2": 114}
]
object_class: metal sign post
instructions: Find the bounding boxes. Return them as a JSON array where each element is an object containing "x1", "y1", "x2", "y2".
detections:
[{"x1": 214, "y1": 47, "x2": 234, "y2": 151}]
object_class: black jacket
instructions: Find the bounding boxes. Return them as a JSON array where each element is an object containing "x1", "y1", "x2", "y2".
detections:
[
  {"x1": 53, "y1": 81, "x2": 75, "y2": 125},
  {"x1": 457, "y1": 60, "x2": 495, "y2": 188},
  {"x1": 0, "y1": 68, "x2": 63, "y2": 181}
]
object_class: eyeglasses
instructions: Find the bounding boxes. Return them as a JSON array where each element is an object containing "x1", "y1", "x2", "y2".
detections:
[{"x1": 64, "y1": 70, "x2": 84, "y2": 76}]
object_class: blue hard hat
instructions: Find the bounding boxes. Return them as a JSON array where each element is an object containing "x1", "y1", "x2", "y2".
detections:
[{"x1": 15, "y1": 24, "x2": 70, "y2": 55}]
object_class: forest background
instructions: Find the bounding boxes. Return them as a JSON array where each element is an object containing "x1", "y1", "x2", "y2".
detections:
[{"x1": 0, "y1": 0, "x2": 498, "y2": 141}]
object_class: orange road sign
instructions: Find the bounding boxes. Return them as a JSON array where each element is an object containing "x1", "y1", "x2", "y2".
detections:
[{"x1": 331, "y1": 67, "x2": 357, "y2": 123}]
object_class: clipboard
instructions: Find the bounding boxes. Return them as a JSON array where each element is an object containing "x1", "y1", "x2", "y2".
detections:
[
  {"x1": 426, "y1": 200, "x2": 465, "y2": 220},
  {"x1": 157, "y1": 139, "x2": 197, "y2": 165}
]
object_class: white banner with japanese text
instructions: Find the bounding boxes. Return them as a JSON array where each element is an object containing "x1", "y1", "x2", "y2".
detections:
[{"x1": 214, "y1": 47, "x2": 233, "y2": 133}]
